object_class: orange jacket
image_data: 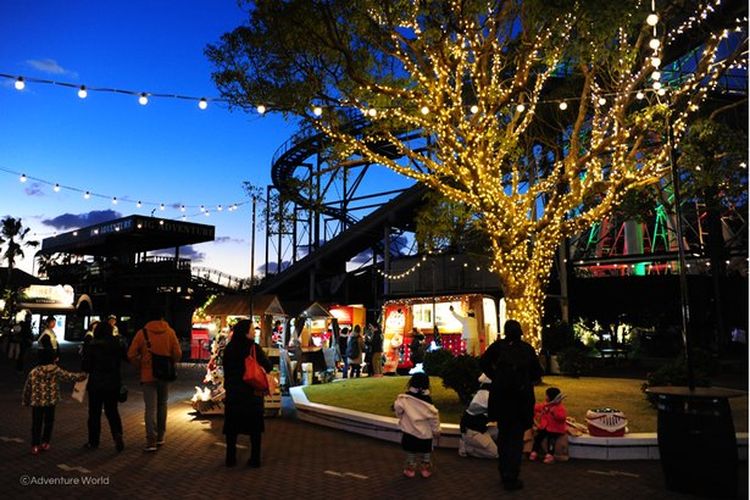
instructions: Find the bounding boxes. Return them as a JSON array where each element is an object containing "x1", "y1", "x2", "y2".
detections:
[{"x1": 127, "y1": 320, "x2": 182, "y2": 383}]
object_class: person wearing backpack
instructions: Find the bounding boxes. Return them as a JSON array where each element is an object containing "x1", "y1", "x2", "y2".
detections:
[
  {"x1": 127, "y1": 308, "x2": 182, "y2": 452},
  {"x1": 480, "y1": 319, "x2": 543, "y2": 492}
]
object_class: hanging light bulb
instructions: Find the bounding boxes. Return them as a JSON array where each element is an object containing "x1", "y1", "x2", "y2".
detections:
[
  {"x1": 649, "y1": 38, "x2": 661, "y2": 50},
  {"x1": 137, "y1": 201, "x2": 142, "y2": 208},
  {"x1": 651, "y1": 56, "x2": 661, "y2": 68},
  {"x1": 200, "y1": 205, "x2": 205, "y2": 212},
  {"x1": 138, "y1": 93, "x2": 149, "y2": 105},
  {"x1": 180, "y1": 205, "x2": 186, "y2": 212},
  {"x1": 651, "y1": 70, "x2": 661, "y2": 80},
  {"x1": 516, "y1": 103, "x2": 525, "y2": 112},
  {"x1": 470, "y1": 104, "x2": 479, "y2": 114},
  {"x1": 420, "y1": 106, "x2": 430, "y2": 115},
  {"x1": 159, "y1": 203, "x2": 165, "y2": 211},
  {"x1": 84, "y1": 191, "x2": 91, "y2": 199},
  {"x1": 198, "y1": 98, "x2": 208, "y2": 110},
  {"x1": 53, "y1": 183, "x2": 61, "y2": 192},
  {"x1": 652, "y1": 81, "x2": 662, "y2": 90},
  {"x1": 204, "y1": 210, "x2": 210, "y2": 217},
  {"x1": 112, "y1": 197, "x2": 118, "y2": 205},
  {"x1": 19, "y1": 173, "x2": 27, "y2": 183},
  {"x1": 77, "y1": 85, "x2": 88, "y2": 99},
  {"x1": 217, "y1": 204, "x2": 223, "y2": 211},
  {"x1": 313, "y1": 106, "x2": 323, "y2": 116},
  {"x1": 558, "y1": 101, "x2": 568, "y2": 110},
  {"x1": 256, "y1": 104, "x2": 266, "y2": 115},
  {"x1": 646, "y1": 13, "x2": 659, "y2": 26},
  {"x1": 636, "y1": 91, "x2": 645, "y2": 100},
  {"x1": 14, "y1": 77, "x2": 25, "y2": 90},
  {"x1": 598, "y1": 97, "x2": 606, "y2": 106},
  {"x1": 182, "y1": 215, "x2": 187, "y2": 221}
]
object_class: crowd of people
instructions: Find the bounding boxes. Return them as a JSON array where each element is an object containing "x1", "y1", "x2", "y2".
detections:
[
  {"x1": 10, "y1": 307, "x2": 563, "y2": 485},
  {"x1": 17, "y1": 309, "x2": 182, "y2": 456}
]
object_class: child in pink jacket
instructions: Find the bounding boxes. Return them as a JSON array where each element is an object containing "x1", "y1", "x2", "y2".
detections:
[{"x1": 530, "y1": 387, "x2": 567, "y2": 464}]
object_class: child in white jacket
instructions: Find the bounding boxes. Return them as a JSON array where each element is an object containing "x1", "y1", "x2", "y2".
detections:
[{"x1": 393, "y1": 372, "x2": 441, "y2": 478}]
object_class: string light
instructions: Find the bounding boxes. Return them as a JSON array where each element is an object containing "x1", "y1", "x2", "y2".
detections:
[
  {"x1": 14, "y1": 77, "x2": 24, "y2": 90},
  {"x1": 0, "y1": 166, "x2": 247, "y2": 219},
  {"x1": 558, "y1": 101, "x2": 568, "y2": 110},
  {"x1": 598, "y1": 97, "x2": 606, "y2": 105},
  {"x1": 516, "y1": 103, "x2": 525, "y2": 112},
  {"x1": 646, "y1": 13, "x2": 659, "y2": 26},
  {"x1": 77, "y1": 85, "x2": 87, "y2": 99},
  {"x1": 138, "y1": 93, "x2": 149, "y2": 106},
  {"x1": 470, "y1": 104, "x2": 479, "y2": 114},
  {"x1": 420, "y1": 106, "x2": 429, "y2": 115},
  {"x1": 198, "y1": 98, "x2": 208, "y2": 110},
  {"x1": 313, "y1": 106, "x2": 323, "y2": 116},
  {"x1": 256, "y1": 104, "x2": 266, "y2": 114}
]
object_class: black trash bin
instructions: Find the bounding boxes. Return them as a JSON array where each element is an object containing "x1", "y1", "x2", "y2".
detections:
[{"x1": 648, "y1": 387, "x2": 743, "y2": 499}]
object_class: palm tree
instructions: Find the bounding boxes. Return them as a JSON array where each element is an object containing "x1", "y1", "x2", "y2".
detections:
[{"x1": 0, "y1": 217, "x2": 39, "y2": 317}]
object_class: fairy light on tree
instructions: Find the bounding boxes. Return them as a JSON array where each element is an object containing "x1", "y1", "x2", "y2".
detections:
[{"x1": 207, "y1": 0, "x2": 746, "y2": 348}]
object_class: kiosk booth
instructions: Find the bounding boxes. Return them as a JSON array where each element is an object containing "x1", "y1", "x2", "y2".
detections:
[{"x1": 382, "y1": 294, "x2": 501, "y2": 373}]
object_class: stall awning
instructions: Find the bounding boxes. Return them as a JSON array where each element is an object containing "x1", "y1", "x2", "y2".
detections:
[
  {"x1": 282, "y1": 300, "x2": 332, "y2": 319},
  {"x1": 204, "y1": 294, "x2": 286, "y2": 317}
]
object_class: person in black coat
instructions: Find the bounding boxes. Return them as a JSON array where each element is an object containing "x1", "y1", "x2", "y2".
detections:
[
  {"x1": 81, "y1": 322, "x2": 125, "y2": 451},
  {"x1": 480, "y1": 320, "x2": 543, "y2": 492},
  {"x1": 222, "y1": 319, "x2": 273, "y2": 467}
]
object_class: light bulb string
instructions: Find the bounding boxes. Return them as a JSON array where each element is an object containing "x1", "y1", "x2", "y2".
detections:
[
  {"x1": 0, "y1": 165, "x2": 246, "y2": 215},
  {"x1": 0, "y1": 73, "x2": 223, "y2": 104}
]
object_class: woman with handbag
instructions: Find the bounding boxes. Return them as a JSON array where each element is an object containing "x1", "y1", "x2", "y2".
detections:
[
  {"x1": 222, "y1": 319, "x2": 273, "y2": 467},
  {"x1": 81, "y1": 322, "x2": 126, "y2": 451}
]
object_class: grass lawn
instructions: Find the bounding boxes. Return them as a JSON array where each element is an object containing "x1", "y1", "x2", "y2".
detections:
[{"x1": 303, "y1": 376, "x2": 748, "y2": 434}]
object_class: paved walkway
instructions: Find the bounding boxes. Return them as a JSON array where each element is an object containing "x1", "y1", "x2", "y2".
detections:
[{"x1": 0, "y1": 346, "x2": 745, "y2": 499}]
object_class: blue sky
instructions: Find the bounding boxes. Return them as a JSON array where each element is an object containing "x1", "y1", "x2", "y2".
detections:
[{"x1": 0, "y1": 0, "x2": 308, "y2": 278}]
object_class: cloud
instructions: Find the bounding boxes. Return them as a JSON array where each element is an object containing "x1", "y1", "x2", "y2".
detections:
[
  {"x1": 25, "y1": 58, "x2": 78, "y2": 78},
  {"x1": 214, "y1": 236, "x2": 246, "y2": 244},
  {"x1": 24, "y1": 182, "x2": 44, "y2": 197},
  {"x1": 153, "y1": 245, "x2": 205, "y2": 262},
  {"x1": 42, "y1": 210, "x2": 122, "y2": 230}
]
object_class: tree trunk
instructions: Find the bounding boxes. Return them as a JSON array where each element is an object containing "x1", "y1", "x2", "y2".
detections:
[{"x1": 501, "y1": 277, "x2": 546, "y2": 350}]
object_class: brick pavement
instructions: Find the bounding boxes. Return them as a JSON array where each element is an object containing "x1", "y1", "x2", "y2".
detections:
[{"x1": 0, "y1": 346, "x2": 746, "y2": 500}]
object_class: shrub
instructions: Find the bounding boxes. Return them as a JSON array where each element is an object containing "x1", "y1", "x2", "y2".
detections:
[
  {"x1": 439, "y1": 354, "x2": 481, "y2": 405},
  {"x1": 641, "y1": 348, "x2": 715, "y2": 405},
  {"x1": 557, "y1": 346, "x2": 592, "y2": 377},
  {"x1": 423, "y1": 348, "x2": 454, "y2": 377},
  {"x1": 542, "y1": 321, "x2": 576, "y2": 354}
]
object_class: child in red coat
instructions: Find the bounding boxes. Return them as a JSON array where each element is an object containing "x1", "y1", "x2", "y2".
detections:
[{"x1": 530, "y1": 387, "x2": 567, "y2": 464}]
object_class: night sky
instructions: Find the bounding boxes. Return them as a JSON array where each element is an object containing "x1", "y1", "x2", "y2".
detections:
[{"x1": 0, "y1": 0, "x2": 312, "y2": 278}]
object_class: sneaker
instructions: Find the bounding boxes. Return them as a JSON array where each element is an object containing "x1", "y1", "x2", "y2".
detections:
[
  {"x1": 529, "y1": 451, "x2": 538, "y2": 461},
  {"x1": 419, "y1": 463, "x2": 433, "y2": 478},
  {"x1": 543, "y1": 453, "x2": 555, "y2": 464},
  {"x1": 156, "y1": 439, "x2": 165, "y2": 447},
  {"x1": 143, "y1": 443, "x2": 158, "y2": 452},
  {"x1": 40, "y1": 443, "x2": 50, "y2": 451},
  {"x1": 403, "y1": 467, "x2": 416, "y2": 478},
  {"x1": 31, "y1": 446, "x2": 41, "y2": 455}
]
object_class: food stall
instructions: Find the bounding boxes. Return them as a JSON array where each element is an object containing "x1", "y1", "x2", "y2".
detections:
[{"x1": 382, "y1": 294, "x2": 501, "y2": 373}]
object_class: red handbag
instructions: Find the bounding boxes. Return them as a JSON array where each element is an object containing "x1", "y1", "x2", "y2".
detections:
[{"x1": 243, "y1": 344, "x2": 269, "y2": 394}]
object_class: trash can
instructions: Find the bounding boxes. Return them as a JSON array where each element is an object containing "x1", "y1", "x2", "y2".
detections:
[{"x1": 647, "y1": 386, "x2": 743, "y2": 499}]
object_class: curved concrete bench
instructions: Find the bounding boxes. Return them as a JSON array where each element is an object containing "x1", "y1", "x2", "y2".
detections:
[{"x1": 290, "y1": 387, "x2": 748, "y2": 461}]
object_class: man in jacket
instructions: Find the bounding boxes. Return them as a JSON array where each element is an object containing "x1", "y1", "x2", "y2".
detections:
[
  {"x1": 127, "y1": 309, "x2": 182, "y2": 451},
  {"x1": 480, "y1": 320, "x2": 543, "y2": 492}
]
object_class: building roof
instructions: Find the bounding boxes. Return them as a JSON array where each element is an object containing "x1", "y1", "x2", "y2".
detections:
[
  {"x1": 281, "y1": 300, "x2": 332, "y2": 319},
  {"x1": 0, "y1": 267, "x2": 44, "y2": 288},
  {"x1": 39, "y1": 215, "x2": 215, "y2": 256},
  {"x1": 204, "y1": 294, "x2": 285, "y2": 317}
]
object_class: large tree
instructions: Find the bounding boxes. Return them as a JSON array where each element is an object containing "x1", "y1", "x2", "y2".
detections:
[
  {"x1": 0, "y1": 216, "x2": 39, "y2": 318},
  {"x1": 207, "y1": 0, "x2": 747, "y2": 347}
]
